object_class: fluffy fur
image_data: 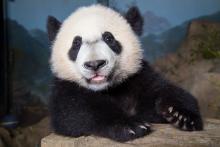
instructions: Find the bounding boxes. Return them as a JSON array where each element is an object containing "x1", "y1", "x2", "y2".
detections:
[
  {"x1": 50, "y1": 5, "x2": 143, "y2": 90},
  {"x1": 48, "y1": 5, "x2": 203, "y2": 142}
]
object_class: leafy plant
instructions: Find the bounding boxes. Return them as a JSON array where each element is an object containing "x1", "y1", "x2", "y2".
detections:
[{"x1": 191, "y1": 24, "x2": 220, "y2": 59}]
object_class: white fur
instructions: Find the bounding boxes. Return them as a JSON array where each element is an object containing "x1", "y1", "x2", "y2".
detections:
[
  {"x1": 50, "y1": 4, "x2": 143, "y2": 90},
  {"x1": 76, "y1": 41, "x2": 116, "y2": 80}
]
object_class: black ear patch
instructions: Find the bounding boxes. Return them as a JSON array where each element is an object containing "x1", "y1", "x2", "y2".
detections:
[
  {"x1": 47, "y1": 16, "x2": 62, "y2": 42},
  {"x1": 125, "y1": 6, "x2": 144, "y2": 36}
]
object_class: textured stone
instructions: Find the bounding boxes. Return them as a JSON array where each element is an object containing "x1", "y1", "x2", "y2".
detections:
[
  {"x1": 0, "y1": 117, "x2": 50, "y2": 147},
  {"x1": 154, "y1": 21, "x2": 220, "y2": 119},
  {"x1": 41, "y1": 119, "x2": 220, "y2": 147}
]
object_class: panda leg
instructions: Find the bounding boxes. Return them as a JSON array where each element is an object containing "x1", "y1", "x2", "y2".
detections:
[{"x1": 155, "y1": 84, "x2": 203, "y2": 131}]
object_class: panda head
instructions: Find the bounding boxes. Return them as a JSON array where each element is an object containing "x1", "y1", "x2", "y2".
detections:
[{"x1": 47, "y1": 5, "x2": 144, "y2": 91}]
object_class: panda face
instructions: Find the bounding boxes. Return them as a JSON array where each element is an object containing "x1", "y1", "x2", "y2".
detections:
[
  {"x1": 49, "y1": 5, "x2": 143, "y2": 91},
  {"x1": 68, "y1": 32, "x2": 121, "y2": 90}
]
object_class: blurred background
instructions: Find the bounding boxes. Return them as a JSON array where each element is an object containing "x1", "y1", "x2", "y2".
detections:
[{"x1": 0, "y1": 0, "x2": 220, "y2": 146}]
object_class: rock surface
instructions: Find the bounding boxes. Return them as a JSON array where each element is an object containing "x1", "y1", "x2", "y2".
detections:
[
  {"x1": 41, "y1": 119, "x2": 220, "y2": 147},
  {"x1": 154, "y1": 21, "x2": 220, "y2": 119},
  {"x1": 0, "y1": 117, "x2": 50, "y2": 147}
]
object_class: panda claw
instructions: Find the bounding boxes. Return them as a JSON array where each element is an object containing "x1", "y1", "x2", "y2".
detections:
[
  {"x1": 174, "y1": 120, "x2": 180, "y2": 126},
  {"x1": 128, "y1": 129, "x2": 135, "y2": 135},
  {"x1": 168, "y1": 107, "x2": 173, "y2": 113},
  {"x1": 144, "y1": 122, "x2": 151, "y2": 127},
  {"x1": 173, "y1": 112, "x2": 179, "y2": 117},
  {"x1": 166, "y1": 116, "x2": 173, "y2": 122},
  {"x1": 178, "y1": 115, "x2": 183, "y2": 120},
  {"x1": 139, "y1": 125, "x2": 147, "y2": 130}
]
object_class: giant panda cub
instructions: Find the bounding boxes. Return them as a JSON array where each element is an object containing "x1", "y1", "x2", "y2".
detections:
[{"x1": 47, "y1": 5, "x2": 203, "y2": 142}]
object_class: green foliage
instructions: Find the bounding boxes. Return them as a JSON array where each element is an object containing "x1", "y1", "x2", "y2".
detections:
[{"x1": 192, "y1": 25, "x2": 220, "y2": 59}]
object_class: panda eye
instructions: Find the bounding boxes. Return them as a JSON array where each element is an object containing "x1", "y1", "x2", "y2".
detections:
[
  {"x1": 72, "y1": 36, "x2": 82, "y2": 49},
  {"x1": 102, "y1": 31, "x2": 122, "y2": 54},
  {"x1": 102, "y1": 32, "x2": 115, "y2": 44}
]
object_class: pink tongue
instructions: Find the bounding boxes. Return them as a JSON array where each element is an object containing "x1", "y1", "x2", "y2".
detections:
[{"x1": 92, "y1": 75, "x2": 105, "y2": 81}]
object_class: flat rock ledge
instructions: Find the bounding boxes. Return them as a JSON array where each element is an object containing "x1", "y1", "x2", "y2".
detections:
[{"x1": 41, "y1": 119, "x2": 220, "y2": 147}]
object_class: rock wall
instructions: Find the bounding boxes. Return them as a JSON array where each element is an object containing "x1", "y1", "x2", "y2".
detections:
[
  {"x1": 154, "y1": 21, "x2": 220, "y2": 119},
  {"x1": 41, "y1": 119, "x2": 220, "y2": 147}
]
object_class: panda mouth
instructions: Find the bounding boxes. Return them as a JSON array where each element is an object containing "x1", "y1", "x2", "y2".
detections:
[{"x1": 88, "y1": 75, "x2": 107, "y2": 84}]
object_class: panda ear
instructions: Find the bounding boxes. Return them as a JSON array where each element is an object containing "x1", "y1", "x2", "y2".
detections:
[
  {"x1": 47, "y1": 16, "x2": 62, "y2": 42},
  {"x1": 125, "y1": 6, "x2": 144, "y2": 36}
]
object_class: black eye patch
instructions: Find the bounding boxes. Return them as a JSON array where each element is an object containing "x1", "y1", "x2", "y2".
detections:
[
  {"x1": 68, "y1": 36, "x2": 82, "y2": 61},
  {"x1": 102, "y1": 32, "x2": 122, "y2": 54}
]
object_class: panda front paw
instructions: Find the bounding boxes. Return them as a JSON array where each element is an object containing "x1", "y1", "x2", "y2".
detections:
[
  {"x1": 113, "y1": 121, "x2": 151, "y2": 142},
  {"x1": 161, "y1": 106, "x2": 203, "y2": 131},
  {"x1": 127, "y1": 121, "x2": 151, "y2": 137}
]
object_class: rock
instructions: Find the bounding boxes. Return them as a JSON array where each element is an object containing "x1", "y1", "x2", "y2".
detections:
[
  {"x1": 178, "y1": 21, "x2": 220, "y2": 61},
  {"x1": 0, "y1": 127, "x2": 16, "y2": 147},
  {"x1": 0, "y1": 117, "x2": 50, "y2": 147},
  {"x1": 41, "y1": 119, "x2": 220, "y2": 147},
  {"x1": 13, "y1": 117, "x2": 50, "y2": 147},
  {"x1": 191, "y1": 72, "x2": 220, "y2": 118},
  {"x1": 0, "y1": 139, "x2": 5, "y2": 147},
  {"x1": 154, "y1": 21, "x2": 220, "y2": 119}
]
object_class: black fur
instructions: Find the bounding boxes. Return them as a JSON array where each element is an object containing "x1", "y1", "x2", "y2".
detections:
[
  {"x1": 125, "y1": 6, "x2": 144, "y2": 36},
  {"x1": 68, "y1": 36, "x2": 82, "y2": 61},
  {"x1": 47, "y1": 16, "x2": 61, "y2": 42},
  {"x1": 49, "y1": 60, "x2": 203, "y2": 142},
  {"x1": 102, "y1": 31, "x2": 122, "y2": 54}
]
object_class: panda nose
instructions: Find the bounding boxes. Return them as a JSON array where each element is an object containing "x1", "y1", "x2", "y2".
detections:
[{"x1": 84, "y1": 60, "x2": 107, "y2": 71}]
